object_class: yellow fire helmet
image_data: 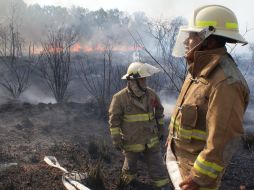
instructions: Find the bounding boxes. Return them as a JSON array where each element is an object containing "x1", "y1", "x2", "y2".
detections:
[
  {"x1": 121, "y1": 62, "x2": 161, "y2": 80},
  {"x1": 172, "y1": 5, "x2": 248, "y2": 57}
]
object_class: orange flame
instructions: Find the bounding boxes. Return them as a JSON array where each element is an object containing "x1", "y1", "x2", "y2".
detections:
[
  {"x1": 71, "y1": 43, "x2": 142, "y2": 53},
  {"x1": 27, "y1": 43, "x2": 142, "y2": 55}
]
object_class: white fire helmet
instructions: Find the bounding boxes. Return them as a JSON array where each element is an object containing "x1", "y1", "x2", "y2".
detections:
[
  {"x1": 121, "y1": 62, "x2": 161, "y2": 80},
  {"x1": 172, "y1": 5, "x2": 248, "y2": 57}
]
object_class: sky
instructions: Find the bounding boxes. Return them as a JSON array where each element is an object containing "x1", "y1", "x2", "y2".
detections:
[
  {"x1": 23, "y1": 0, "x2": 254, "y2": 53},
  {"x1": 23, "y1": 0, "x2": 253, "y2": 28}
]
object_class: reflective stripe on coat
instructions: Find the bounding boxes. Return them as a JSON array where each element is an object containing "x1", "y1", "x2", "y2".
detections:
[
  {"x1": 169, "y1": 47, "x2": 249, "y2": 187},
  {"x1": 109, "y1": 87, "x2": 164, "y2": 152}
]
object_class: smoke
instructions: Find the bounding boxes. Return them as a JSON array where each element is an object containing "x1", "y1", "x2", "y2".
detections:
[
  {"x1": 0, "y1": 0, "x2": 252, "y2": 111},
  {"x1": 159, "y1": 90, "x2": 177, "y2": 119},
  {"x1": 19, "y1": 85, "x2": 56, "y2": 104},
  {"x1": 0, "y1": 0, "x2": 147, "y2": 55},
  {"x1": 162, "y1": 99, "x2": 176, "y2": 119},
  {"x1": 244, "y1": 101, "x2": 254, "y2": 132}
]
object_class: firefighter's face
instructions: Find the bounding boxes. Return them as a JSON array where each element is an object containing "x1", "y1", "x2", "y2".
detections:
[
  {"x1": 184, "y1": 33, "x2": 202, "y2": 51},
  {"x1": 137, "y1": 78, "x2": 146, "y2": 87},
  {"x1": 184, "y1": 32, "x2": 202, "y2": 62}
]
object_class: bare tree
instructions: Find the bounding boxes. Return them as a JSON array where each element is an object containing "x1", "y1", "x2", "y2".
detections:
[
  {"x1": 98, "y1": 41, "x2": 113, "y2": 113},
  {"x1": 248, "y1": 43, "x2": 254, "y2": 98},
  {"x1": 129, "y1": 17, "x2": 188, "y2": 93},
  {"x1": 0, "y1": 26, "x2": 8, "y2": 57},
  {"x1": 0, "y1": 2, "x2": 31, "y2": 100},
  {"x1": 0, "y1": 59, "x2": 31, "y2": 99},
  {"x1": 38, "y1": 27, "x2": 78, "y2": 103},
  {"x1": 75, "y1": 40, "x2": 126, "y2": 116}
]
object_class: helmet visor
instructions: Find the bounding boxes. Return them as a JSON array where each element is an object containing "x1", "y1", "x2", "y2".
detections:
[
  {"x1": 172, "y1": 28, "x2": 190, "y2": 57},
  {"x1": 139, "y1": 63, "x2": 161, "y2": 78},
  {"x1": 172, "y1": 26, "x2": 216, "y2": 57}
]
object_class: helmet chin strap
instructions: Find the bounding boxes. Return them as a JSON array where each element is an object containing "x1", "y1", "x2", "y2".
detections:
[
  {"x1": 135, "y1": 79, "x2": 147, "y2": 92},
  {"x1": 127, "y1": 79, "x2": 147, "y2": 98},
  {"x1": 126, "y1": 73, "x2": 147, "y2": 93}
]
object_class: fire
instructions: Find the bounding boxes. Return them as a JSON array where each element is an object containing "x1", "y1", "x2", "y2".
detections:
[
  {"x1": 72, "y1": 43, "x2": 83, "y2": 52},
  {"x1": 71, "y1": 43, "x2": 142, "y2": 53},
  {"x1": 26, "y1": 43, "x2": 143, "y2": 55}
]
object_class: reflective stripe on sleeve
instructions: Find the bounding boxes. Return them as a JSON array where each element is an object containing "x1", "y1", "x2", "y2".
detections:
[
  {"x1": 147, "y1": 137, "x2": 159, "y2": 148},
  {"x1": 110, "y1": 127, "x2": 121, "y2": 136},
  {"x1": 158, "y1": 118, "x2": 164, "y2": 125},
  {"x1": 169, "y1": 117, "x2": 175, "y2": 128},
  {"x1": 153, "y1": 178, "x2": 169, "y2": 187},
  {"x1": 194, "y1": 155, "x2": 223, "y2": 179},
  {"x1": 123, "y1": 112, "x2": 154, "y2": 122},
  {"x1": 199, "y1": 187, "x2": 218, "y2": 190}
]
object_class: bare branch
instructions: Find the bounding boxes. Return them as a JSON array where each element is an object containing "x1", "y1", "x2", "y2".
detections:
[
  {"x1": 128, "y1": 17, "x2": 187, "y2": 93},
  {"x1": 38, "y1": 27, "x2": 78, "y2": 103}
]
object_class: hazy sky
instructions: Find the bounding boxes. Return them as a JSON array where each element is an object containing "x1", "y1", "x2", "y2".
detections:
[
  {"x1": 23, "y1": 0, "x2": 254, "y2": 53},
  {"x1": 23, "y1": 0, "x2": 254, "y2": 39}
]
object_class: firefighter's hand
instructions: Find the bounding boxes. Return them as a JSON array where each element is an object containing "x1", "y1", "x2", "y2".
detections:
[
  {"x1": 159, "y1": 134, "x2": 164, "y2": 142},
  {"x1": 157, "y1": 127, "x2": 164, "y2": 142},
  {"x1": 179, "y1": 176, "x2": 199, "y2": 190}
]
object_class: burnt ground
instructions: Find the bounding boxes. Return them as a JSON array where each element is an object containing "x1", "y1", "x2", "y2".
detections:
[{"x1": 0, "y1": 102, "x2": 253, "y2": 190}]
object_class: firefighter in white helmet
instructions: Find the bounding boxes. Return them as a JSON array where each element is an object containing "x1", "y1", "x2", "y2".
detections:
[
  {"x1": 167, "y1": 5, "x2": 249, "y2": 190},
  {"x1": 109, "y1": 62, "x2": 170, "y2": 189}
]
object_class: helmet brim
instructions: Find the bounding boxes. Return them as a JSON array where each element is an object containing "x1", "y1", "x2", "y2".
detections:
[
  {"x1": 121, "y1": 73, "x2": 147, "y2": 80},
  {"x1": 121, "y1": 63, "x2": 161, "y2": 79},
  {"x1": 180, "y1": 26, "x2": 248, "y2": 44},
  {"x1": 121, "y1": 74, "x2": 129, "y2": 80}
]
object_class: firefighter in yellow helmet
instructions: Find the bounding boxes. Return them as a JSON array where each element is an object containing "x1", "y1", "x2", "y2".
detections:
[
  {"x1": 166, "y1": 5, "x2": 250, "y2": 190},
  {"x1": 108, "y1": 62, "x2": 170, "y2": 189}
]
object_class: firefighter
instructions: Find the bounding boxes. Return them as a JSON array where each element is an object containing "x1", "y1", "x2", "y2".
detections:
[
  {"x1": 167, "y1": 5, "x2": 250, "y2": 190},
  {"x1": 108, "y1": 62, "x2": 170, "y2": 190}
]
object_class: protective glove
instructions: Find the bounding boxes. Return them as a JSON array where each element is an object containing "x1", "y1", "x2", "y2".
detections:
[
  {"x1": 157, "y1": 125, "x2": 164, "y2": 142},
  {"x1": 112, "y1": 135, "x2": 124, "y2": 151},
  {"x1": 179, "y1": 176, "x2": 200, "y2": 190}
]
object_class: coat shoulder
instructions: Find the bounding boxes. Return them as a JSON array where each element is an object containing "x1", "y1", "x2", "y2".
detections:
[
  {"x1": 209, "y1": 54, "x2": 248, "y2": 90},
  {"x1": 146, "y1": 87, "x2": 157, "y2": 95},
  {"x1": 219, "y1": 54, "x2": 249, "y2": 89},
  {"x1": 113, "y1": 87, "x2": 128, "y2": 98}
]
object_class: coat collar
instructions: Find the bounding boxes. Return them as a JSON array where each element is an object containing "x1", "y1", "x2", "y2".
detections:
[
  {"x1": 126, "y1": 87, "x2": 148, "y2": 112},
  {"x1": 188, "y1": 47, "x2": 227, "y2": 78}
]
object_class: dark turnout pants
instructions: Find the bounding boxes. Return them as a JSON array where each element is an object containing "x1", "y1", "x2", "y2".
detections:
[{"x1": 122, "y1": 145, "x2": 169, "y2": 188}]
